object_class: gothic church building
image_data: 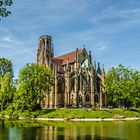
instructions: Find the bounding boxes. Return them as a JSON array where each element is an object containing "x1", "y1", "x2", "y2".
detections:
[{"x1": 37, "y1": 35, "x2": 107, "y2": 108}]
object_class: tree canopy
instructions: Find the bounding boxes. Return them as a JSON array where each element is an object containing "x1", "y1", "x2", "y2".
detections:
[
  {"x1": 0, "y1": 58, "x2": 14, "y2": 111},
  {"x1": 1, "y1": 56, "x2": 140, "y2": 113},
  {"x1": 0, "y1": 0, "x2": 13, "y2": 18},
  {"x1": 105, "y1": 64, "x2": 140, "y2": 108},
  {"x1": 0, "y1": 57, "x2": 13, "y2": 78},
  {"x1": 14, "y1": 63, "x2": 54, "y2": 111},
  {"x1": 0, "y1": 72, "x2": 15, "y2": 111}
]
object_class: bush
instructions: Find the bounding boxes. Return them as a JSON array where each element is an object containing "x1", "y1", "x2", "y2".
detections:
[{"x1": 113, "y1": 114, "x2": 125, "y2": 119}]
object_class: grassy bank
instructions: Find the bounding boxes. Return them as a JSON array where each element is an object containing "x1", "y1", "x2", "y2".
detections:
[
  {"x1": 1, "y1": 119, "x2": 140, "y2": 129},
  {"x1": 0, "y1": 108, "x2": 140, "y2": 120}
]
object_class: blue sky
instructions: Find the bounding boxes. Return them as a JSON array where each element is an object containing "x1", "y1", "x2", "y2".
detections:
[{"x1": 0, "y1": 0, "x2": 140, "y2": 78}]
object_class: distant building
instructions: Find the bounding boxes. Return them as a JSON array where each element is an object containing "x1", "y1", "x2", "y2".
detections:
[{"x1": 37, "y1": 35, "x2": 107, "y2": 108}]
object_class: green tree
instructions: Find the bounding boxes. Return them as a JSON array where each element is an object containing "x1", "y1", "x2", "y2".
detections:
[
  {"x1": 0, "y1": 58, "x2": 14, "y2": 111},
  {"x1": 0, "y1": 0, "x2": 13, "y2": 18},
  {"x1": 105, "y1": 64, "x2": 140, "y2": 108},
  {"x1": 14, "y1": 63, "x2": 54, "y2": 111},
  {"x1": 0, "y1": 72, "x2": 15, "y2": 111},
  {"x1": 0, "y1": 57, "x2": 13, "y2": 78},
  {"x1": 128, "y1": 71, "x2": 140, "y2": 107}
]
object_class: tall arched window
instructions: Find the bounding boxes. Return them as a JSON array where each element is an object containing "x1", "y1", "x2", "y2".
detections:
[
  {"x1": 71, "y1": 78, "x2": 75, "y2": 91},
  {"x1": 95, "y1": 95, "x2": 98, "y2": 102},
  {"x1": 58, "y1": 79, "x2": 62, "y2": 93},
  {"x1": 86, "y1": 94, "x2": 89, "y2": 102}
]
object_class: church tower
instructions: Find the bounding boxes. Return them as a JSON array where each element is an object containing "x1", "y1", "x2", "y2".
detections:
[{"x1": 37, "y1": 35, "x2": 54, "y2": 67}]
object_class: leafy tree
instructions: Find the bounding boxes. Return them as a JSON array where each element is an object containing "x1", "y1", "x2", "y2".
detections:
[
  {"x1": 105, "y1": 64, "x2": 140, "y2": 108},
  {"x1": 0, "y1": 57, "x2": 13, "y2": 78},
  {"x1": 0, "y1": 72, "x2": 15, "y2": 111},
  {"x1": 0, "y1": 0, "x2": 13, "y2": 18},
  {"x1": 14, "y1": 63, "x2": 54, "y2": 111},
  {"x1": 0, "y1": 58, "x2": 14, "y2": 111}
]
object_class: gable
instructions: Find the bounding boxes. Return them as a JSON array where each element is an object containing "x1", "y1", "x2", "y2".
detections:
[
  {"x1": 78, "y1": 48, "x2": 89, "y2": 65},
  {"x1": 81, "y1": 59, "x2": 90, "y2": 67}
]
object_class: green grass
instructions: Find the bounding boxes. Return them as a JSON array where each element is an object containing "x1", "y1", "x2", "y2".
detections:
[
  {"x1": 38, "y1": 108, "x2": 140, "y2": 119},
  {"x1": 1, "y1": 108, "x2": 140, "y2": 120}
]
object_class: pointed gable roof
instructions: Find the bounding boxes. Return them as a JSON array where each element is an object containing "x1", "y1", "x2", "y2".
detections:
[{"x1": 55, "y1": 48, "x2": 83, "y2": 65}]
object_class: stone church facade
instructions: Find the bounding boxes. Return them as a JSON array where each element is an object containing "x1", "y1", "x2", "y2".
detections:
[{"x1": 37, "y1": 35, "x2": 107, "y2": 108}]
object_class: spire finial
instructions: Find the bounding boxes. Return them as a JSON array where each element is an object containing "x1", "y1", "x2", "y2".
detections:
[
  {"x1": 89, "y1": 50, "x2": 92, "y2": 64},
  {"x1": 94, "y1": 60, "x2": 96, "y2": 69},
  {"x1": 102, "y1": 64, "x2": 104, "y2": 70},
  {"x1": 102, "y1": 64, "x2": 105, "y2": 75}
]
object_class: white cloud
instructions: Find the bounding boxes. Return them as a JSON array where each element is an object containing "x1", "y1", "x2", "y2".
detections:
[
  {"x1": 0, "y1": 36, "x2": 15, "y2": 49},
  {"x1": 0, "y1": 28, "x2": 36, "y2": 58},
  {"x1": 91, "y1": 5, "x2": 140, "y2": 29},
  {"x1": 2, "y1": 37, "x2": 14, "y2": 43},
  {"x1": 13, "y1": 0, "x2": 88, "y2": 26},
  {"x1": 94, "y1": 42, "x2": 107, "y2": 52},
  {"x1": 0, "y1": 28, "x2": 37, "y2": 78},
  {"x1": 96, "y1": 46, "x2": 107, "y2": 51}
]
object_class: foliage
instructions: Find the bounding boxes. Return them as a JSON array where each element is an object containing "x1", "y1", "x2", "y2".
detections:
[
  {"x1": 105, "y1": 64, "x2": 140, "y2": 108},
  {"x1": 0, "y1": 57, "x2": 13, "y2": 78},
  {"x1": 0, "y1": 58, "x2": 14, "y2": 111},
  {"x1": 0, "y1": 0, "x2": 13, "y2": 18},
  {"x1": 0, "y1": 72, "x2": 15, "y2": 111},
  {"x1": 14, "y1": 63, "x2": 54, "y2": 111}
]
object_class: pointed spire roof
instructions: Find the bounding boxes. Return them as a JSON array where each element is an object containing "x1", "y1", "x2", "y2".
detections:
[{"x1": 97, "y1": 62, "x2": 101, "y2": 74}]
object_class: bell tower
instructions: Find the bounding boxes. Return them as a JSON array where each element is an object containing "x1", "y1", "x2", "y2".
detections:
[{"x1": 37, "y1": 35, "x2": 54, "y2": 68}]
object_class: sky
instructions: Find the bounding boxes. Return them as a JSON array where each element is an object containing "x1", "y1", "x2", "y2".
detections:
[{"x1": 0, "y1": 0, "x2": 140, "y2": 78}]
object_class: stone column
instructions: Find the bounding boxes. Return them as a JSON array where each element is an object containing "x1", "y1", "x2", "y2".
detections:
[
  {"x1": 54, "y1": 68, "x2": 58, "y2": 108},
  {"x1": 65, "y1": 58, "x2": 70, "y2": 108},
  {"x1": 82, "y1": 94, "x2": 86, "y2": 108},
  {"x1": 80, "y1": 74, "x2": 83, "y2": 92},
  {"x1": 74, "y1": 75, "x2": 78, "y2": 107},
  {"x1": 80, "y1": 74, "x2": 83, "y2": 107},
  {"x1": 99, "y1": 80, "x2": 102, "y2": 109},
  {"x1": 90, "y1": 75, "x2": 95, "y2": 108},
  {"x1": 65, "y1": 76, "x2": 70, "y2": 108}
]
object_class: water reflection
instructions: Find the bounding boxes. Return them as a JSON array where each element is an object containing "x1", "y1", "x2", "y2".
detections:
[
  {"x1": 35, "y1": 126, "x2": 124, "y2": 140},
  {"x1": 0, "y1": 119, "x2": 140, "y2": 140}
]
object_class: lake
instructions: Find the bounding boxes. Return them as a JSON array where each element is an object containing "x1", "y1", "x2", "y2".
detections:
[{"x1": 0, "y1": 119, "x2": 140, "y2": 140}]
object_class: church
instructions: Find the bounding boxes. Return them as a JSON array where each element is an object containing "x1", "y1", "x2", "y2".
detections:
[{"x1": 37, "y1": 35, "x2": 107, "y2": 108}]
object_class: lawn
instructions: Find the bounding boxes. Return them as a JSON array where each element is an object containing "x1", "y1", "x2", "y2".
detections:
[{"x1": 1, "y1": 108, "x2": 140, "y2": 119}]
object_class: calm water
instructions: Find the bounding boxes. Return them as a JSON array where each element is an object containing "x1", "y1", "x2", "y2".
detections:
[{"x1": 0, "y1": 119, "x2": 140, "y2": 140}]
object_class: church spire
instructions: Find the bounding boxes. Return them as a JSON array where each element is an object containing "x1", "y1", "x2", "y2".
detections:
[
  {"x1": 94, "y1": 60, "x2": 96, "y2": 70},
  {"x1": 97, "y1": 62, "x2": 101, "y2": 75},
  {"x1": 102, "y1": 64, "x2": 105, "y2": 78}
]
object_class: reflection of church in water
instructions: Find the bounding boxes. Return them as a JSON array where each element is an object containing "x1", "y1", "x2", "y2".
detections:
[{"x1": 37, "y1": 35, "x2": 107, "y2": 108}]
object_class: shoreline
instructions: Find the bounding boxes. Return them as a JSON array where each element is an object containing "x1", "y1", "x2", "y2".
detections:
[
  {"x1": 36, "y1": 117, "x2": 140, "y2": 121},
  {"x1": 1, "y1": 114, "x2": 140, "y2": 121}
]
